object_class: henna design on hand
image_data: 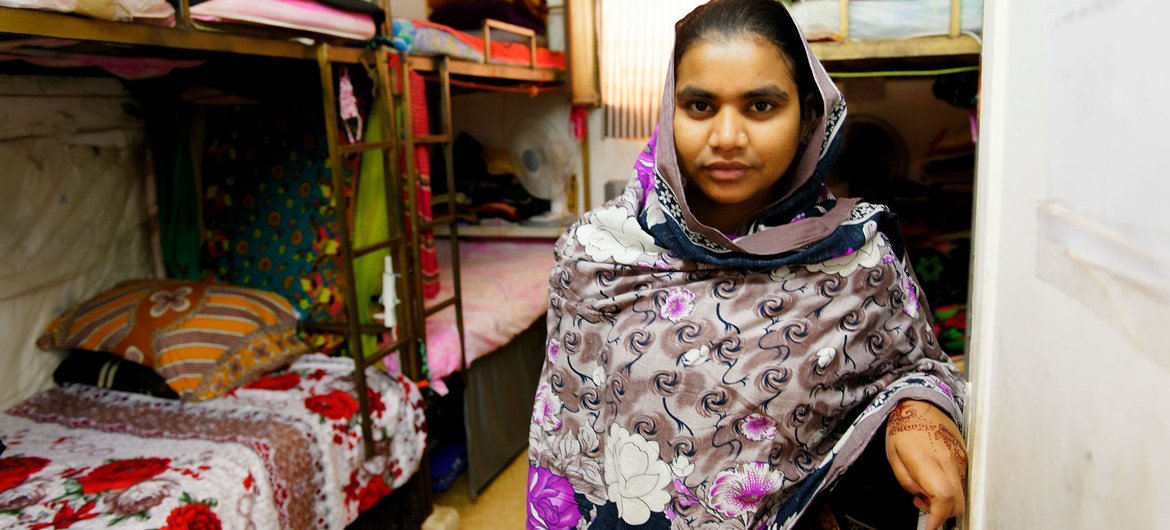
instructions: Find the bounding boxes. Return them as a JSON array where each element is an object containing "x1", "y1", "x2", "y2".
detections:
[{"x1": 931, "y1": 424, "x2": 968, "y2": 484}]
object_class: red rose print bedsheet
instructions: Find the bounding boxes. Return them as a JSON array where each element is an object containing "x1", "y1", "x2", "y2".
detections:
[{"x1": 0, "y1": 354, "x2": 426, "y2": 529}]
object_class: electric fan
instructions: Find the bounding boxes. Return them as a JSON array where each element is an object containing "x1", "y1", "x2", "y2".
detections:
[{"x1": 508, "y1": 114, "x2": 578, "y2": 225}]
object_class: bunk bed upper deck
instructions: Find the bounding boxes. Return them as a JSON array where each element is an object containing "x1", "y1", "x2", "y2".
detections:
[{"x1": 0, "y1": 6, "x2": 566, "y2": 83}]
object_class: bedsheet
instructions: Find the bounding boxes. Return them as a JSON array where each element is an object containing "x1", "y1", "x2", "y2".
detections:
[
  {"x1": 791, "y1": 0, "x2": 983, "y2": 41},
  {"x1": 0, "y1": 354, "x2": 426, "y2": 530},
  {"x1": 391, "y1": 18, "x2": 566, "y2": 70},
  {"x1": 0, "y1": 0, "x2": 175, "y2": 25},
  {"x1": 423, "y1": 238, "x2": 554, "y2": 391},
  {"x1": 190, "y1": 0, "x2": 377, "y2": 41}
]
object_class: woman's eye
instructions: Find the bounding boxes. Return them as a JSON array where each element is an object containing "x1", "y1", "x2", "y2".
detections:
[
  {"x1": 750, "y1": 101, "x2": 776, "y2": 113},
  {"x1": 689, "y1": 101, "x2": 712, "y2": 113}
]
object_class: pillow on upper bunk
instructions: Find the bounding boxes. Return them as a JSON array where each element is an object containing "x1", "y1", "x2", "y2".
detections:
[
  {"x1": 53, "y1": 349, "x2": 180, "y2": 399},
  {"x1": 37, "y1": 279, "x2": 309, "y2": 401}
]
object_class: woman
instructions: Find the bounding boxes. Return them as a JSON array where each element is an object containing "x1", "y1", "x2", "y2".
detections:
[{"x1": 526, "y1": 1, "x2": 967, "y2": 528}]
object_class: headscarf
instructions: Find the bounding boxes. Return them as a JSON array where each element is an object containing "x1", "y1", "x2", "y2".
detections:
[
  {"x1": 527, "y1": 2, "x2": 966, "y2": 529},
  {"x1": 640, "y1": 1, "x2": 902, "y2": 268}
]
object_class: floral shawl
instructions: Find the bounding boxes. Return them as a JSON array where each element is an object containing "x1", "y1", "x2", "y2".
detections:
[{"x1": 526, "y1": 4, "x2": 966, "y2": 530}]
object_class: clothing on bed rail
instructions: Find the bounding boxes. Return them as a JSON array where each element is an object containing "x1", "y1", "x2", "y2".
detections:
[{"x1": 0, "y1": 354, "x2": 425, "y2": 530}]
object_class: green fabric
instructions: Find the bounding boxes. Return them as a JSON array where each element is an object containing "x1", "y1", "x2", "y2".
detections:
[
  {"x1": 353, "y1": 101, "x2": 394, "y2": 358},
  {"x1": 158, "y1": 106, "x2": 201, "y2": 280}
]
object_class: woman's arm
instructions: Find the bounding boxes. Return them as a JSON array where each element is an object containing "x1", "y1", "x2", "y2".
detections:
[{"x1": 885, "y1": 399, "x2": 968, "y2": 530}]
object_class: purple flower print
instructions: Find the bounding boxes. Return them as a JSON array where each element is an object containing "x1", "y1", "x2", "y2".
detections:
[
  {"x1": 936, "y1": 379, "x2": 954, "y2": 399},
  {"x1": 532, "y1": 383, "x2": 563, "y2": 432},
  {"x1": 659, "y1": 288, "x2": 695, "y2": 323},
  {"x1": 899, "y1": 269, "x2": 921, "y2": 317},
  {"x1": 738, "y1": 413, "x2": 778, "y2": 442},
  {"x1": 710, "y1": 462, "x2": 785, "y2": 518},
  {"x1": 547, "y1": 339, "x2": 561, "y2": 364},
  {"x1": 831, "y1": 246, "x2": 855, "y2": 259},
  {"x1": 527, "y1": 466, "x2": 581, "y2": 530}
]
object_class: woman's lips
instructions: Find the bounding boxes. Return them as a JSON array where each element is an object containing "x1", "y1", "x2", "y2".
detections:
[{"x1": 703, "y1": 162, "x2": 751, "y2": 181}]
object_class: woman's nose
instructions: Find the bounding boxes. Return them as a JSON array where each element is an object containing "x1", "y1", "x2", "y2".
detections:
[{"x1": 709, "y1": 111, "x2": 747, "y2": 150}]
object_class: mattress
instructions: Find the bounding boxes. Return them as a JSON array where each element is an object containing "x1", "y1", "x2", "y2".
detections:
[
  {"x1": 791, "y1": 0, "x2": 984, "y2": 41},
  {"x1": 391, "y1": 18, "x2": 566, "y2": 70},
  {"x1": 0, "y1": 0, "x2": 175, "y2": 25},
  {"x1": 189, "y1": 0, "x2": 377, "y2": 41},
  {"x1": 0, "y1": 354, "x2": 426, "y2": 529},
  {"x1": 423, "y1": 238, "x2": 554, "y2": 391}
]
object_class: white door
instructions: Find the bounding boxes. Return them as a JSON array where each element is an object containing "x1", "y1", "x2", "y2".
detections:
[{"x1": 968, "y1": 0, "x2": 1170, "y2": 527}]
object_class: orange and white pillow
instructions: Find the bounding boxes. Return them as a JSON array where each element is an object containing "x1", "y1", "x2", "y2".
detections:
[{"x1": 38, "y1": 279, "x2": 309, "y2": 401}]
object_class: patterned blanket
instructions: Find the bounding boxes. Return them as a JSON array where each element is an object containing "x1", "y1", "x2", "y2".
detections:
[{"x1": 0, "y1": 354, "x2": 425, "y2": 529}]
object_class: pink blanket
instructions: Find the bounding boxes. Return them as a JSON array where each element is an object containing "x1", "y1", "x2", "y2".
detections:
[{"x1": 424, "y1": 238, "x2": 554, "y2": 392}]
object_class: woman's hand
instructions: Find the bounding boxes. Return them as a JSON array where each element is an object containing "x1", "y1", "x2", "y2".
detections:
[{"x1": 885, "y1": 399, "x2": 967, "y2": 530}]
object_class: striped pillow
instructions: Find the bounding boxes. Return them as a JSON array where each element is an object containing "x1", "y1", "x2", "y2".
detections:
[{"x1": 38, "y1": 279, "x2": 309, "y2": 401}]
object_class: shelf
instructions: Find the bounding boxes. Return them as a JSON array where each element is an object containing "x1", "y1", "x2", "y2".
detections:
[
  {"x1": 810, "y1": 35, "x2": 981, "y2": 63},
  {"x1": 0, "y1": 7, "x2": 364, "y2": 63},
  {"x1": 434, "y1": 224, "x2": 566, "y2": 239}
]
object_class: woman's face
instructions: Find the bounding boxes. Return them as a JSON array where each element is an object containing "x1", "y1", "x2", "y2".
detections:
[{"x1": 673, "y1": 36, "x2": 805, "y2": 230}]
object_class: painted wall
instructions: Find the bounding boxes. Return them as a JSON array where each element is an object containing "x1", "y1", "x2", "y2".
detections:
[
  {"x1": 0, "y1": 75, "x2": 153, "y2": 409},
  {"x1": 389, "y1": 0, "x2": 427, "y2": 20},
  {"x1": 967, "y1": 0, "x2": 1170, "y2": 527}
]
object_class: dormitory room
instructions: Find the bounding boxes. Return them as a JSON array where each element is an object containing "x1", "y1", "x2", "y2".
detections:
[{"x1": 0, "y1": 0, "x2": 1165, "y2": 528}]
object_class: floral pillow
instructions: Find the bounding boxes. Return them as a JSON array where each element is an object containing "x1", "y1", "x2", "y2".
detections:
[{"x1": 38, "y1": 279, "x2": 309, "y2": 401}]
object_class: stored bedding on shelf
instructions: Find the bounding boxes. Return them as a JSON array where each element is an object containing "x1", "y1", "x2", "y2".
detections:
[
  {"x1": 189, "y1": 0, "x2": 377, "y2": 40},
  {"x1": 391, "y1": 18, "x2": 565, "y2": 69},
  {"x1": 0, "y1": 0, "x2": 174, "y2": 25},
  {"x1": 791, "y1": 0, "x2": 983, "y2": 41}
]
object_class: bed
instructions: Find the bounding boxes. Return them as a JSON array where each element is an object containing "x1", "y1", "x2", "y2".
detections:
[
  {"x1": 422, "y1": 237, "x2": 555, "y2": 496},
  {"x1": 391, "y1": 18, "x2": 565, "y2": 70},
  {"x1": 424, "y1": 238, "x2": 555, "y2": 389},
  {"x1": 0, "y1": 353, "x2": 426, "y2": 529}
]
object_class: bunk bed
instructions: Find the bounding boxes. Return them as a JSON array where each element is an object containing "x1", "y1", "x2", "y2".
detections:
[
  {"x1": 0, "y1": 0, "x2": 569, "y2": 514},
  {"x1": 0, "y1": 5, "x2": 437, "y2": 529},
  {"x1": 387, "y1": 16, "x2": 565, "y2": 497}
]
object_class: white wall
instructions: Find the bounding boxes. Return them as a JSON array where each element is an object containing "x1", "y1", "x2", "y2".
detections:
[
  {"x1": 584, "y1": 108, "x2": 645, "y2": 207},
  {"x1": 0, "y1": 76, "x2": 153, "y2": 409},
  {"x1": 389, "y1": 0, "x2": 427, "y2": 20},
  {"x1": 967, "y1": 0, "x2": 1170, "y2": 527}
]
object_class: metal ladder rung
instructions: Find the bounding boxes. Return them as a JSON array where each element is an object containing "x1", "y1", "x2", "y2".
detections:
[
  {"x1": 421, "y1": 215, "x2": 456, "y2": 231},
  {"x1": 301, "y1": 321, "x2": 396, "y2": 336},
  {"x1": 365, "y1": 336, "x2": 410, "y2": 368},
  {"x1": 354, "y1": 235, "x2": 404, "y2": 258},
  {"x1": 424, "y1": 296, "x2": 457, "y2": 317},
  {"x1": 339, "y1": 139, "x2": 397, "y2": 155},
  {"x1": 414, "y1": 134, "x2": 452, "y2": 144}
]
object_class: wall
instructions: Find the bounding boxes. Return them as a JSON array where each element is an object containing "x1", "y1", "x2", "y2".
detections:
[
  {"x1": 389, "y1": 0, "x2": 427, "y2": 20},
  {"x1": 967, "y1": 0, "x2": 1170, "y2": 527},
  {"x1": 0, "y1": 75, "x2": 153, "y2": 409}
]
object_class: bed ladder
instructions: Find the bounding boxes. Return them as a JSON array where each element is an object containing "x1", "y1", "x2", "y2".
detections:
[
  {"x1": 395, "y1": 55, "x2": 469, "y2": 381},
  {"x1": 311, "y1": 44, "x2": 423, "y2": 460}
]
